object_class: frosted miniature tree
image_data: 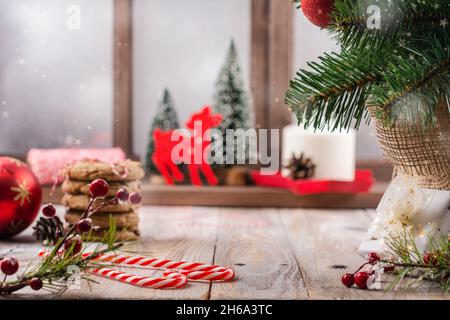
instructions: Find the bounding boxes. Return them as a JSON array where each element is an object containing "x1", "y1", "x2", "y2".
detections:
[
  {"x1": 213, "y1": 40, "x2": 253, "y2": 164},
  {"x1": 145, "y1": 89, "x2": 180, "y2": 174}
]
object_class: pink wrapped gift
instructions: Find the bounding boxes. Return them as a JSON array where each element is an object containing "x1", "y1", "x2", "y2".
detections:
[{"x1": 27, "y1": 148, "x2": 126, "y2": 185}]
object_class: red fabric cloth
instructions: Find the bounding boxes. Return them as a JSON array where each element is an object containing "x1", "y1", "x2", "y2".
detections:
[
  {"x1": 26, "y1": 148, "x2": 126, "y2": 185},
  {"x1": 251, "y1": 170, "x2": 374, "y2": 195}
]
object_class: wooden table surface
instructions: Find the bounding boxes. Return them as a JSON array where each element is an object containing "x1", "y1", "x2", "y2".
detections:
[{"x1": 0, "y1": 206, "x2": 448, "y2": 300}]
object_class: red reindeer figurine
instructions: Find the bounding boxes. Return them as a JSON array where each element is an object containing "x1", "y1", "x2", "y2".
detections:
[
  {"x1": 185, "y1": 106, "x2": 222, "y2": 186},
  {"x1": 151, "y1": 106, "x2": 222, "y2": 186},
  {"x1": 151, "y1": 128, "x2": 184, "y2": 185}
]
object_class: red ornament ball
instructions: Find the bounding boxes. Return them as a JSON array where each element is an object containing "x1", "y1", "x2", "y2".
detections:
[
  {"x1": 1, "y1": 257, "x2": 19, "y2": 275},
  {"x1": 89, "y1": 179, "x2": 109, "y2": 198},
  {"x1": 0, "y1": 157, "x2": 42, "y2": 238},
  {"x1": 301, "y1": 0, "x2": 334, "y2": 28}
]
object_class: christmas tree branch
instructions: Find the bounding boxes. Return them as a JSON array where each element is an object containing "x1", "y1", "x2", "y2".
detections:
[
  {"x1": 285, "y1": 48, "x2": 385, "y2": 130},
  {"x1": 330, "y1": 0, "x2": 450, "y2": 50}
]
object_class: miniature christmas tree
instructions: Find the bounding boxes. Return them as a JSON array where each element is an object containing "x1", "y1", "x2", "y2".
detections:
[
  {"x1": 287, "y1": 0, "x2": 450, "y2": 263},
  {"x1": 213, "y1": 40, "x2": 253, "y2": 164},
  {"x1": 145, "y1": 89, "x2": 180, "y2": 174}
]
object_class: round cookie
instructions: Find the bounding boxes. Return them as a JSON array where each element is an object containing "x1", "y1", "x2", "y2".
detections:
[
  {"x1": 65, "y1": 210, "x2": 139, "y2": 229},
  {"x1": 62, "y1": 194, "x2": 137, "y2": 212},
  {"x1": 65, "y1": 159, "x2": 145, "y2": 182},
  {"x1": 75, "y1": 227, "x2": 140, "y2": 242},
  {"x1": 62, "y1": 179, "x2": 140, "y2": 197}
]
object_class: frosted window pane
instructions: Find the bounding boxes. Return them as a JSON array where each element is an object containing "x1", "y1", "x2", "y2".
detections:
[
  {"x1": 133, "y1": 0, "x2": 251, "y2": 160},
  {"x1": 293, "y1": 12, "x2": 382, "y2": 160},
  {"x1": 0, "y1": 0, "x2": 113, "y2": 155}
]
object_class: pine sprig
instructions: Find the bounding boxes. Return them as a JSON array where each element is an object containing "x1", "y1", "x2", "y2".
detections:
[
  {"x1": 0, "y1": 234, "x2": 123, "y2": 295},
  {"x1": 383, "y1": 232, "x2": 450, "y2": 293}
]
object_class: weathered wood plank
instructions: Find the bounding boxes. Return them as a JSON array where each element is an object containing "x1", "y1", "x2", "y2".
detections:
[
  {"x1": 280, "y1": 209, "x2": 448, "y2": 299},
  {"x1": 210, "y1": 208, "x2": 307, "y2": 299}
]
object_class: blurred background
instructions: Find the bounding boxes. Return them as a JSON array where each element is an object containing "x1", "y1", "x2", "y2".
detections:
[{"x1": 0, "y1": 0, "x2": 382, "y2": 161}]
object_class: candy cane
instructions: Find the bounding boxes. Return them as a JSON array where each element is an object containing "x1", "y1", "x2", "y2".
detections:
[
  {"x1": 163, "y1": 268, "x2": 235, "y2": 282},
  {"x1": 38, "y1": 250, "x2": 235, "y2": 282},
  {"x1": 88, "y1": 267, "x2": 187, "y2": 289},
  {"x1": 80, "y1": 252, "x2": 230, "y2": 273}
]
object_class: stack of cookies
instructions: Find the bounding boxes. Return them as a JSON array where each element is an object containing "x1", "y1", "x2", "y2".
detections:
[{"x1": 61, "y1": 159, "x2": 145, "y2": 241}]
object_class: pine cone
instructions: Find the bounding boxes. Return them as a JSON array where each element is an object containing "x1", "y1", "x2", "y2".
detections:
[
  {"x1": 284, "y1": 153, "x2": 316, "y2": 180},
  {"x1": 32, "y1": 216, "x2": 65, "y2": 245}
]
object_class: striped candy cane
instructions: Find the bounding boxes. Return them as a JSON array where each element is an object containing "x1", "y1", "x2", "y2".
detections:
[
  {"x1": 80, "y1": 252, "x2": 231, "y2": 273},
  {"x1": 88, "y1": 267, "x2": 187, "y2": 289},
  {"x1": 38, "y1": 250, "x2": 235, "y2": 282},
  {"x1": 163, "y1": 268, "x2": 235, "y2": 282}
]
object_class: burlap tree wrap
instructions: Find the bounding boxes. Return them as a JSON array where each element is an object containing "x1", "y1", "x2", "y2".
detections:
[{"x1": 369, "y1": 103, "x2": 450, "y2": 191}]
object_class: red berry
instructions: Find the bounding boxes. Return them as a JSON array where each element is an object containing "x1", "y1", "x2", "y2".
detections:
[
  {"x1": 367, "y1": 252, "x2": 381, "y2": 264},
  {"x1": 42, "y1": 204, "x2": 56, "y2": 218},
  {"x1": 383, "y1": 265, "x2": 395, "y2": 273},
  {"x1": 341, "y1": 273, "x2": 354, "y2": 287},
  {"x1": 76, "y1": 218, "x2": 92, "y2": 233},
  {"x1": 129, "y1": 192, "x2": 142, "y2": 205},
  {"x1": 29, "y1": 278, "x2": 43, "y2": 291},
  {"x1": 354, "y1": 271, "x2": 370, "y2": 289},
  {"x1": 116, "y1": 188, "x2": 129, "y2": 202},
  {"x1": 423, "y1": 253, "x2": 438, "y2": 265},
  {"x1": 1, "y1": 257, "x2": 19, "y2": 275},
  {"x1": 89, "y1": 179, "x2": 109, "y2": 198},
  {"x1": 64, "y1": 236, "x2": 83, "y2": 255}
]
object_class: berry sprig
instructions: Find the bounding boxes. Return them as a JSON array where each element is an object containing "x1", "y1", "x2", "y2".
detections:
[
  {"x1": 0, "y1": 179, "x2": 142, "y2": 295},
  {"x1": 341, "y1": 252, "x2": 383, "y2": 289},
  {"x1": 342, "y1": 234, "x2": 450, "y2": 292}
]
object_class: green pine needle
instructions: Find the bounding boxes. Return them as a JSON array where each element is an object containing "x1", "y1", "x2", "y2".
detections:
[
  {"x1": 288, "y1": 0, "x2": 450, "y2": 130},
  {"x1": 384, "y1": 231, "x2": 450, "y2": 293}
]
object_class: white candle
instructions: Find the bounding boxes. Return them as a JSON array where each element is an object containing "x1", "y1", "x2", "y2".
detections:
[{"x1": 282, "y1": 124, "x2": 356, "y2": 181}]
